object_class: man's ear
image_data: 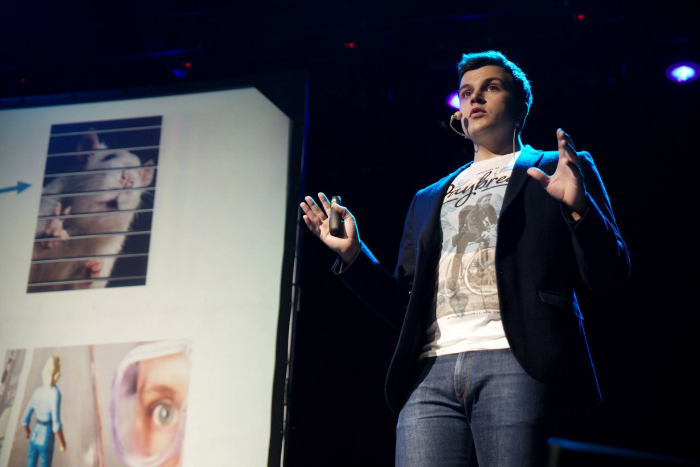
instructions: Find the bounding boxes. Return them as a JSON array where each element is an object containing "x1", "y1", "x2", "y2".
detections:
[
  {"x1": 517, "y1": 103, "x2": 528, "y2": 120},
  {"x1": 515, "y1": 103, "x2": 528, "y2": 129}
]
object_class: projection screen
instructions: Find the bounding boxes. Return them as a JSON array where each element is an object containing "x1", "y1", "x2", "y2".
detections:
[{"x1": 0, "y1": 72, "x2": 307, "y2": 467}]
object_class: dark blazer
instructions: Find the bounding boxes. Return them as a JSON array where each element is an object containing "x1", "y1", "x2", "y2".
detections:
[{"x1": 335, "y1": 145, "x2": 631, "y2": 415}]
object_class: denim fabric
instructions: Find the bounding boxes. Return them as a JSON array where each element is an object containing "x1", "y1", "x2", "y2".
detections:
[
  {"x1": 396, "y1": 349, "x2": 569, "y2": 467},
  {"x1": 27, "y1": 437, "x2": 55, "y2": 467}
]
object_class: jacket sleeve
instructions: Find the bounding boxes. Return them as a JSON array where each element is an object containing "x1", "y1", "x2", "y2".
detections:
[
  {"x1": 332, "y1": 194, "x2": 419, "y2": 330},
  {"x1": 567, "y1": 151, "x2": 631, "y2": 293}
]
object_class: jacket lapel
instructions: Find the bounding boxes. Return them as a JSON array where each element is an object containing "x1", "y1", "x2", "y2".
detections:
[
  {"x1": 417, "y1": 146, "x2": 543, "y2": 257},
  {"x1": 501, "y1": 145, "x2": 543, "y2": 215}
]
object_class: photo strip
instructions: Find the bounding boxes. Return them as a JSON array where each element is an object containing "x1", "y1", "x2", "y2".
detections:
[
  {"x1": 0, "y1": 339, "x2": 192, "y2": 467},
  {"x1": 28, "y1": 117, "x2": 161, "y2": 293}
]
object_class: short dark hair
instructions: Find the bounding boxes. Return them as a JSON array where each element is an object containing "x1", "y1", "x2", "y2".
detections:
[{"x1": 457, "y1": 50, "x2": 532, "y2": 130}]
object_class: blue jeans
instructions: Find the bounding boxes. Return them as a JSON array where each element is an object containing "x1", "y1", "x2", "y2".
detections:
[
  {"x1": 396, "y1": 349, "x2": 571, "y2": 467},
  {"x1": 27, "y1": 438, "x2": 55, "y2": 467}
]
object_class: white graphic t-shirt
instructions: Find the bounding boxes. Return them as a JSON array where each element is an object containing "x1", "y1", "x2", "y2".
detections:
[{"x1": 419, "y1": 151, "x2": 520, "y2": 359}]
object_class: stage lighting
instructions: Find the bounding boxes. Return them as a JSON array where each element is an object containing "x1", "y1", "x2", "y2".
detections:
[
  {"x1": 172, "y1": 68, "x2": 188, "y2": 80},
  {"x1": 447, "y1": 91, "x2": 459, "y2": 109},
  {"x1": 666, "y1": 62, "x2": 699, "y2": 83}
]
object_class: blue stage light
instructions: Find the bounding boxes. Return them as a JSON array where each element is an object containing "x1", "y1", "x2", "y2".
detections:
[
  {"x1": 666, "y1": 62, "x2": 699, "y2": 83},
  {"x1": 447, "y1": 91, "x2": 460, "y2": 109}
]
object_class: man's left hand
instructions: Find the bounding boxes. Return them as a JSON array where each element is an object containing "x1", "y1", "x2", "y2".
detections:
[{"x1": 526, "y1": 128, "x2": 588, "y2": 220}]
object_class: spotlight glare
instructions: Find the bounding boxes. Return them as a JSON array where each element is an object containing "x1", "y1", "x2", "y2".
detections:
[
  {"x1": 666, "y1": 62, "x2": 699, "y2": 83},
  {"x1": 173, "y1": 69, "x2": 187, "y2": 80},
  {"x1": 447, "y1": 91, "x2": 460, "y2": 109}
]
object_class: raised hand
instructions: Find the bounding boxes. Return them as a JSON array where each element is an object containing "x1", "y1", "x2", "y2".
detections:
[
  {"x1": 300, "y1": 192, "x2": 361, "y2": 264},
  {"x1": 526, "y1": 128, "x2": 588, "y2": 220}
]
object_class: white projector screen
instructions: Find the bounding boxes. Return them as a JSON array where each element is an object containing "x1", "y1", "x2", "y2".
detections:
[{"x1": 0, "y1": 74, "x2": 306, "y2": 467}]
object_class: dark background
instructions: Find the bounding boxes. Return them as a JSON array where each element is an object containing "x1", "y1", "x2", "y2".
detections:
[{"x1": 2, "y1": 1, "x2": 698, "y2": 465}]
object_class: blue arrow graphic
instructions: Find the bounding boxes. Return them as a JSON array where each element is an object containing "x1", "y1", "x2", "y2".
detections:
[{"x1": 0, "y1": 181, "x2": 31, "y2": 195}]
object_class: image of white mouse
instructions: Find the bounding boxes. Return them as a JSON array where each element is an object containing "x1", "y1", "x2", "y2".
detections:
[{"x1": 29, "y1": 129, "x2": 158, "y2": 293}]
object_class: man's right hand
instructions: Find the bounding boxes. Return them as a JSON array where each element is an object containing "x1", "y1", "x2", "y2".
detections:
[{"x1": 300, "y1": 192, "x2": 361, "y2": 265}]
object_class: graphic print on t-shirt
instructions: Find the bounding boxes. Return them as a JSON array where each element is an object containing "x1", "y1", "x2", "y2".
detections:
[
  {"x1": 421, "y1": 152, "x2": 519, "y2": 358},
  {"x1": 438, "y1": 164, "x2": 506, "y2": 317}
]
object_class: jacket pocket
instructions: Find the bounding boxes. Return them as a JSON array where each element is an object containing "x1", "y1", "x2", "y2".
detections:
[{"x1": 538, "y1": 290, "x2": 583, "y2": 320}]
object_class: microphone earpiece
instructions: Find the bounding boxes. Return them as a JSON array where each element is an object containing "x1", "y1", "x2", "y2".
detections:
[{"x1": 449, "y1": 111, "x2": 467, "y2": 138}]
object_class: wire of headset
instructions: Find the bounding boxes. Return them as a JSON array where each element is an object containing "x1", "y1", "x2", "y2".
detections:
[{"x1": 448, "y1": 111, "x2": 521, "y2": 159}]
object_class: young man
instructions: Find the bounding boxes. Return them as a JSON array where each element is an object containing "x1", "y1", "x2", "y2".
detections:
[{"x1": 300, "y1": 50, "x2": 630, "y2": 467}]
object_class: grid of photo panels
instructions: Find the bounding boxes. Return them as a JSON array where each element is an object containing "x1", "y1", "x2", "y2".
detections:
[
  {"x1": 0, "y1": 340, "x2": 192, "y2": 467},
  {"x1": 28, "y1": 117, "x2": 161, "y2": 293}
]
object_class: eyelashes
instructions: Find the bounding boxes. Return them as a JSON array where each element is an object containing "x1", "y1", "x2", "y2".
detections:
[{"x1": 460, "y1": 84, "x2": 501, "y2": 100}]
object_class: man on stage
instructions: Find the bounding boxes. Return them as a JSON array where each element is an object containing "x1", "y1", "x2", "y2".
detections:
[{"x1": 300, "y1": 50, "x2": 630, "y2": 467}]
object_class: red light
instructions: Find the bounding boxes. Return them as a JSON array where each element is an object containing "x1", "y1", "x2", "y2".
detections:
[
  {"x1": 576, "y1": 13, "x2": 585, "y2": 20},
  {"x1": 19, "y1": 77, "x2": 26, "y2": 83},
  {"x1": 345, "y1": 42, "x2": 356, "y2": 49},
  {"x1": 184, "y1": 62, "x2": 192, "y2": 68}
]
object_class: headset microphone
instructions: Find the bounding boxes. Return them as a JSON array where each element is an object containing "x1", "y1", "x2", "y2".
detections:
[
  {"x1": 449, "y1": 111, "x2": 467, "y2": 137},
  {"x1": 329, "y1": 196, "x2": 343, "y2": 237}
]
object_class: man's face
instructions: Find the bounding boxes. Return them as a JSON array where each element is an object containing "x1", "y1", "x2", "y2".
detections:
[{"x1": 458, "y1": 65, "x2": 522, "y2": 142}]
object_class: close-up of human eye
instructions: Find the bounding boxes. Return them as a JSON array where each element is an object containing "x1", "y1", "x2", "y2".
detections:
[{"x1": 150, "y1": 400, "x2": 179, "y2": 427}]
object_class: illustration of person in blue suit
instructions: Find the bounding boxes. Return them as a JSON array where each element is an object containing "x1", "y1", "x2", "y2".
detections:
[{"x1": 21, "y1": 355, "x2": 67, "y2": 467}]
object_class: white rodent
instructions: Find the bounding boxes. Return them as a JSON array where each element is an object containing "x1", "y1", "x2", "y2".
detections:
[{"x1": 29, "y1": 132, "x2": 155, "y2": 292}]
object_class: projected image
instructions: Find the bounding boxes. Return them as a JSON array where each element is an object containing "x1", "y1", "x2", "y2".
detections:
[
  {"x1": 3, "y1": 339, "x2": 192, "y2": 467},
  {"x1": 28, "y1": 117, "x2": 161, "y2": 293},
  {"x1": 109, "y1": 340, "x2": 191, "y2": 467}
]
